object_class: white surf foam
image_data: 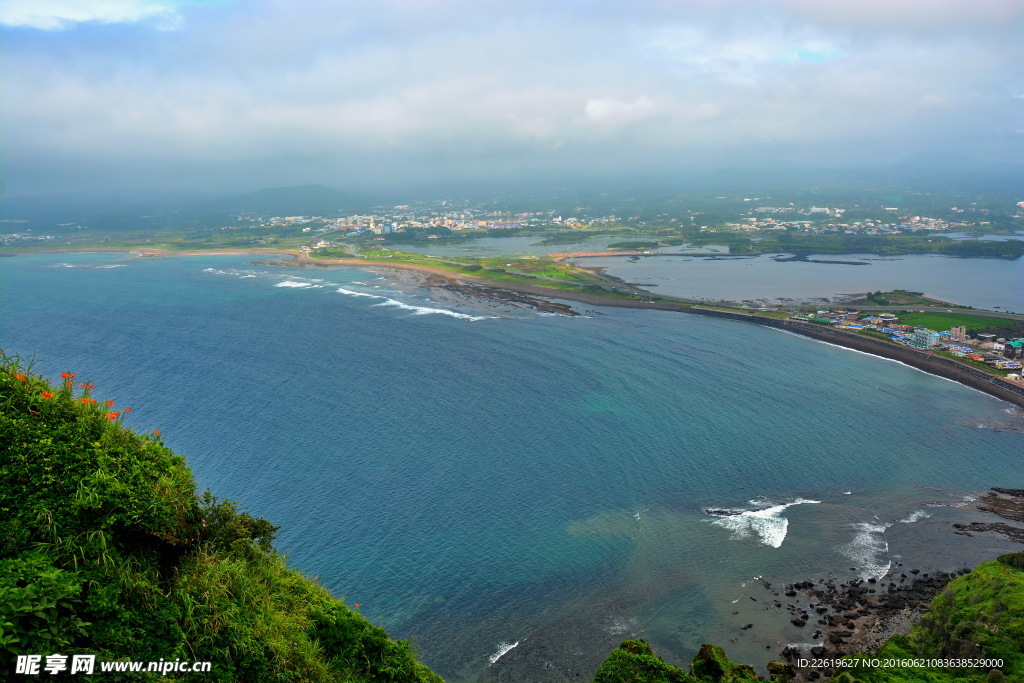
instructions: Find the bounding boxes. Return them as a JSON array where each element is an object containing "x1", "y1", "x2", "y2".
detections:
[
  {"x1": 839, "y1": 522, "x2": 892, "y2": 580},
  {"x1": 710, "y1": 499, "x2": 821, "y2": 548},
  {"x1": 372, "y1": 298, "x2": 493, "y2": 321},
  {"x1": 488, "y1": 641, "x2": 519, "y2": 665},
  {"x1": 336, "y1": 287, "x2": 387, "y2": 299},
  {"x1": 898, "y1": 510, "x2": 932, "y2": 524},
  {"x1": 274, "y1": 281, "x2": 314, "y2": 288}
]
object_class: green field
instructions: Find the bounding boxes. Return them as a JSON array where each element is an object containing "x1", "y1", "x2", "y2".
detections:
[{"x1": 896, "y1": 312, "x2": 1020, "y2": 334}]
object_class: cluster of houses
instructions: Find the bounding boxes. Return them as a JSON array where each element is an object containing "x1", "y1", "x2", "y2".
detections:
[{"x1": 792, "y1": 310, "x2": 1024, "y2": 378}]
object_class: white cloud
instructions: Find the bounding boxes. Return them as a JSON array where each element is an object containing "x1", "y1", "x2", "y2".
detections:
[
  {"x1": 0, "y1": 0, "x2": 186, "y2": 30},
  {"x1": 583, "y1": 97, "x2": 660, "y2": 127},
  {"x1": 1, "y1": 0, "x2": 1021, "y2": 194}
]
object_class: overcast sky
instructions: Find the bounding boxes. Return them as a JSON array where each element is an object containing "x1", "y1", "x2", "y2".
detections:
[{"x1": 2, "y1": 0, "x2": 1022, "y2": 198}]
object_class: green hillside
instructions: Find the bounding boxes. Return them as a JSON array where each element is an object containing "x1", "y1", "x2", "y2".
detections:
[{"x1": 0, "y1": 353, "x2": 442, "y2": 682}]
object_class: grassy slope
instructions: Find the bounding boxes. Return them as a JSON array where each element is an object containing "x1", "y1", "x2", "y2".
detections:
[
  {"x1": 836, "y1": 553, "x2": 1023, "y2": 683},
  {"x1": 0, "y1": 354, "x2": 442, "y2": 682}
]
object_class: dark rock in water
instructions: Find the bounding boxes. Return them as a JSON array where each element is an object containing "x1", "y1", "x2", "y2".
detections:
[
  {"x1": 791, "y1": 619, "x2": 806, "y2": 627},
  {"x1": 740, "y1": 624, "x2": 753, "y2": 630},
  {"x1": 785, "y1": 590, "x2": 797, "y2": 597},
  {"x1": 810, "y1": 646, "x2": 826, "y2": 657},
  {"x1": 704, "y1": 508, "x2": 745, "y2": 516},
  {"x1": 910, "y1": 568, "x2": 920, "y2": 574}
]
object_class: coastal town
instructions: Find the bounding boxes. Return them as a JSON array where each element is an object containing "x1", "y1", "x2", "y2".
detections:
[
  {"x1": 791, "y1": 310, "x2": 1024, "y2": 377},
  {"x1": 4, "y1": 192, "x2": 1024, "y2": 247}
]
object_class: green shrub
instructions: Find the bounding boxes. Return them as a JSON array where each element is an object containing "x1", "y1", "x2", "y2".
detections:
[{"x1": 0, "y1": 354, "x2": 442, "y2": 681}]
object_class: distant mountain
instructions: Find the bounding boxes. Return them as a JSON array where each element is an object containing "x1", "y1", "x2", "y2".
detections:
[{"x1": 198, "y1": 184, "x2": 368, "y2": 216}]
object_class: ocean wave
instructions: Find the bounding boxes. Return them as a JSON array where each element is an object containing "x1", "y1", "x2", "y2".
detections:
[
  {"x1": 839, "y1": 521, "x2": 891, "y2": 580},
  {"x1": 707, "y1": 498, "x2": 821, "y2": 548},
  {"x1": 898, "y1": 510, "x2": 932, "y2": 524},
  {"x1": 372, "y1": 298, "x2": 494, "y2": 321},
  {"x1": 488, "y1": 641, "x2": 519, "y2": 665},
  {"x1": 274, "y1": 281, "x2": 315, "y2": 288},
  {"x1": 336, "y1": 287, "x2": 387, "y2": 299}
]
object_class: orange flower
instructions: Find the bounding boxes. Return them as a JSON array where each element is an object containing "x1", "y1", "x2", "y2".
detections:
[
  {"x1": 61, "y1": 372, "x2": 70, "y2": 379},
  {"x1": 106, "y1": 400, "x2": 115, "y2": 407},
  {"x1": 154, "y1": 429, "x2": 161, "y2": 434},
  {"x1": 14, "y1": 374, "x2": 26, "y2": 381},
  {"x1": 41, "y1": 392, "x2": 54, "y2": 399},
  {"x1": 80, "y1": 397, "x2": 97, "y2": 405},
  {"x1": 124, "y1": 407, "x2": 132, "y2": 413},
  {"x1": 86, "y1": 384, "x2": 95, "y2": 390},
  {"x1": 107, "y1": 411, "x2": 119, "y2": 420}
]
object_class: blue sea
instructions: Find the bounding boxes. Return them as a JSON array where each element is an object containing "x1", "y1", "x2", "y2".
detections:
[{"x1": 2, "y1": 252, "x2": 1021, "y2": 681}]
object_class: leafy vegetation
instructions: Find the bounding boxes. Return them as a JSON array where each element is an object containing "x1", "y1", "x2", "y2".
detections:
[
  {"x1": 0, "y1": 353, "x2": 442, "y2": 682},
  {"x1": 593, "y1": 640, "x2": 792, "y2": 682},
  {"x1": 834, "y1": 553, "x2": 1023, "y2": 683},
  {"x1": 861, "y1": 290, "x2": 944, "y2": 307}
]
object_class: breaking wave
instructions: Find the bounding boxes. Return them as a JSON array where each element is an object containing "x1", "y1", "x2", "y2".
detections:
[
  {"x1": 839, "y1": 521, "x2": 891, "y2": 580},
  {"x1": 707, "y1": 498, "x2": 821, "y2": 548},
  {"x1": 488, "y1": 641, "x2": 519, "y2": 665}
]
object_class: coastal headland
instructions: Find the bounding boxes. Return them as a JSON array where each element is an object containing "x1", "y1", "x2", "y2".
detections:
[{"x1": 45, "y1": 246, "x2": 1024, "y2": 411}]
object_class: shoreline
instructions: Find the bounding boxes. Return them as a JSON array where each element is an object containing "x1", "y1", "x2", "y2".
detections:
[{"x1": 20, "y1": 247, "x2": 1024, "y2": 410}]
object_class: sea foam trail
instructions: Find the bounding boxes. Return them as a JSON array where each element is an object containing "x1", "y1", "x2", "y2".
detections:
[
  {"x1": 274, "y1": 281, "x2": 315, "y2": 288},
  {"x1": 336, "y1": 287, "x2": 387, "y2": 299},
  {"x1": 372, "y1": 298, "x2": 493, "y2": 321},
  {"x1": 336, "y1": 288, "x2": 494, "y2": 320},
  {"x1": 488, "y1": 641, "x2": 519, "y2": 665},
  {"x1": 840, "y1": 522, "x2": 892, "y2": 580},
  {"x1": 898, "y1": 509, "x2": 932, "y2": 524},
  {"x1": 709, "y1": 499, "x2": 821, "y2": 548}
]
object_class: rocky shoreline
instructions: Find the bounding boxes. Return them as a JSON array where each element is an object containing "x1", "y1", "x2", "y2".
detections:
[
  {"x1": 767, "y1": 567, "x2": 963, "y2": 681},
  {"x1": 955, "y1": 488, "x2": 1024, "y2": 544},
  {"x1": 778, "y1": 488, "x2": 1024, "y2": 680}
]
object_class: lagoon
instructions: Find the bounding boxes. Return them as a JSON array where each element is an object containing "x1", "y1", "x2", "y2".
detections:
[{"x1": 574, "y1": 252, "x2": 1024, "y2": 311}]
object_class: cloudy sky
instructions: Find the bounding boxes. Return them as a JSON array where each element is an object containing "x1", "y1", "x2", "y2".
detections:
[{"x1": 2, "y1": 0, "x2": 1021, "y2": 197}]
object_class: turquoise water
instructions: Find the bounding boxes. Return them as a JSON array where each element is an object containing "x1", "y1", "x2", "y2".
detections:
[{"x1": 1, "y1": 252, "x2": 1021, "y2": 680}]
